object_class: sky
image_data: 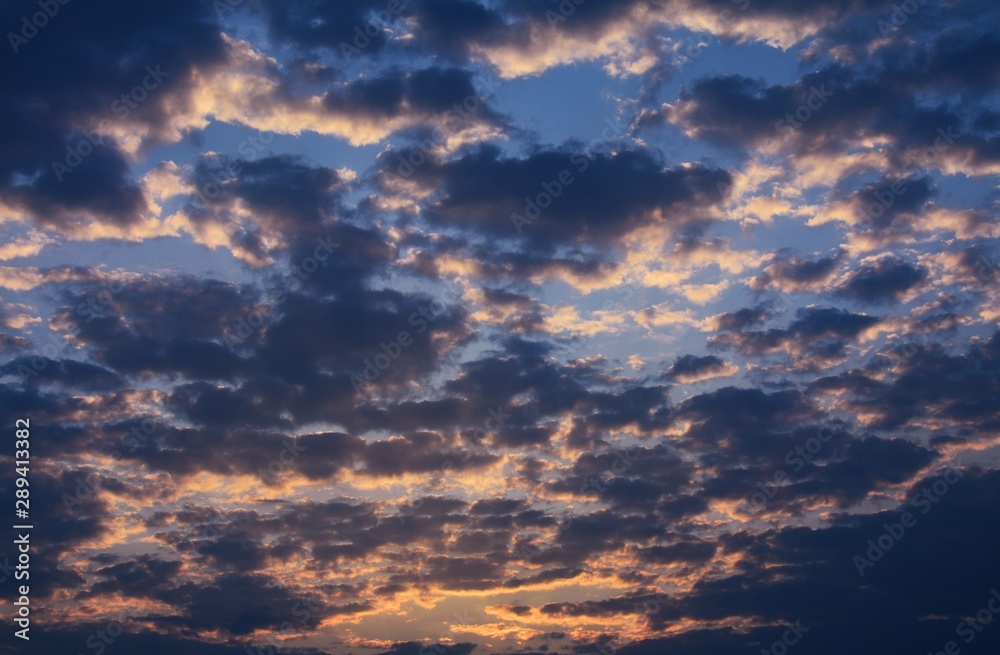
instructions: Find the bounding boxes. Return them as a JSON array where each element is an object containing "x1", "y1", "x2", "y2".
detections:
[{"x1": 1, "y1": 0, "x2": 1000, "y2": 654}]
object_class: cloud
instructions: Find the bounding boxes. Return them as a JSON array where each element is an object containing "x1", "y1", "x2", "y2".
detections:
[
  {"x1": 709, "y1": 307, "x2": 881, "y2": 362},
  {"x1": 2, "y1": 0, "x2": 1000, "y2": 653},
  {"x1": 663, "y1": 354, "x2": 738, "y2": 383},
  {"x1": 833, "y1": 255, "x2": 927, "y2": 304},
  {"x1": 750, "y1": 249, "x2": 843, "y2": 293},
  {"x1": 382, "y1": 144, "x2": 731, "y2": 283}
]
